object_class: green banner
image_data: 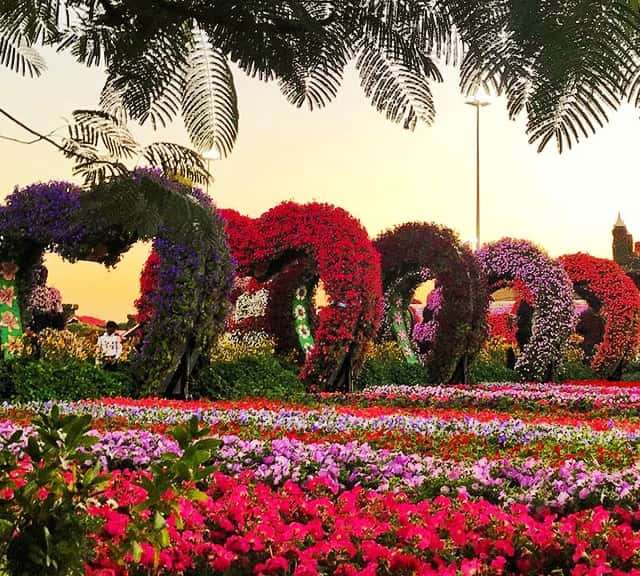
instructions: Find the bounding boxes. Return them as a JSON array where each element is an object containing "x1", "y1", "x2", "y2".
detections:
[
  {"x1": 292, "y1": 284, "x2": 315, "y2": 356},
  {"x1": 0, "y1": 262, "x2": 23, "y2": 356},
  {"x1": 388, "y1": 292, "x2": 419, "y2": 364}
]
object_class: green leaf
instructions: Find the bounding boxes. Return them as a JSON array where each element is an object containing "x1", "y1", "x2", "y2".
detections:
[
  {"x1": 132, "y1": 541, "x2": 143, "y2": 563},
  {"x1": 186, "y1": 488, "x2": 208, "y2": 503},
  {"x1": 153, "y1": 511, "x2": 166, "y2": 530}
]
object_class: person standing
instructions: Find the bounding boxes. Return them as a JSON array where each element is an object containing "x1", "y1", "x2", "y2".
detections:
[{"x1": 96, "y1": 321, "x2": 122, "y2": 370}]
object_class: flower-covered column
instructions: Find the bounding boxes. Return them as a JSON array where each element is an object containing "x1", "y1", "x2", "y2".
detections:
[{"x1": 0, "y1": 262, "x2": 22, "y2": 355}]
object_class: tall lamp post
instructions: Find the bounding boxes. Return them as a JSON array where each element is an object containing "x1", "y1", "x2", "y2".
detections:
[
  {"x1": 465, "y1": 97, "x2": 491, "y2": 250},
  {"x1": 203, "y1": 148, "x2": 220, "y2": 193}
]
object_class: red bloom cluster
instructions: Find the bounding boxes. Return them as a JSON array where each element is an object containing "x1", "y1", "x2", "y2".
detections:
[
  {"x1": 487, "y1": 312, "x2": 517, "y2": 345},
  {"x1": 219, "y1": 202, "x2": 382, "y2": 388},
  {"x1": 86, "y1": 470, "x2": 640, "y2": 576},
  {"x1": 134, "y1": 251, "x2": 160, "y2": 325},
  {"x1": 559, "y1": 253, "x2": 640, "y2": 375}
]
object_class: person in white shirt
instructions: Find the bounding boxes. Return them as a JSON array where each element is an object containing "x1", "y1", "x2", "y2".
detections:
[{"x1": 97, "y1": 321, "x2": 122, "y2": 370}]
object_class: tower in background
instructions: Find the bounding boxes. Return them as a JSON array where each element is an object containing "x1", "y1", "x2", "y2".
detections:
[{"x1": 612, "y1": 212, "x2": 634, "y2": 265}]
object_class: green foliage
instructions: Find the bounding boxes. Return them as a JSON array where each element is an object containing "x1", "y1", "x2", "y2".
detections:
[
  {"x1": 5, "y1": 1, "x2": 640, "y2": 153},
  {"x1": 0, "y1": 359, "x2": 134, "y2": 401},
  {"x1": 469, "y1": 357, "x2": 520, "y2": 385},
  {"x1": 0, "y1": 410, "x2": 224, "y2": 575},
  {"x1": 354, "y1": 356, "x2": 429, "y2": 389},
  {"x1": 469, "y1": 340, "x2": 519, "y2": 384},
  {"x1": 0, "y1": 407, "x2": 107, "y2": 575},
  {"x1": 557, "y1": 359, "x2": 598, "y2": 382},
  {"x1": 194, "y1": 356, "x2": 304, "y2": 400},
  {"x1": 101, "y1": 417, "x2": 221, "y2": 570},
  {"x1": 352, "y1": 342, "x2": 428, "y2": 389}
]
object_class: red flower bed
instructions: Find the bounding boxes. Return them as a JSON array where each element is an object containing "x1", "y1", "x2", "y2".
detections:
[
  {"x1": 559, "y1": 253, "x2": 640, "y2": 376},
  {"x1": 85, "y1": 470, "x2": 640, "y2": 575},
  {"x1": 219, "y1": 202, "x2": 382, "y2": 389}
]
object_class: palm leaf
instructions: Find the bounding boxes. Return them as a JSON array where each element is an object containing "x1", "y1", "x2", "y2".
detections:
[
  {"x1": 67, "y1": 109, "x2": 138, "y2": 159},
  {"x1": 0, "y1": 32, "x2": 46, "y2": 76},
  {"x1": 182, "y1": 26, "x2": 238, "y2": 156},
  {"x1": 142, "y1": 142, "x2": 209, "y2": 185},
  {"x1": 0, "y1": 0, "x2": 69, "y2": 44},
  {"x1": 356, "y1": 42, "x2": 439, "y2": 130},
  {"x1": 106, "y1": 24, "x2": 191, "y2": 125},
  {"x1": 450, "y1": 0, "x2": 640, "y2": 152}
]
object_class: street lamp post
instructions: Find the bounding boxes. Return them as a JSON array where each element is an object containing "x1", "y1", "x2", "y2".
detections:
[
  {"x1": 465, "y1": 97, "x2": 491, "y2": 250},
  {"x1": 202, "y1": 148, "x2": 220, "y2": 193}
]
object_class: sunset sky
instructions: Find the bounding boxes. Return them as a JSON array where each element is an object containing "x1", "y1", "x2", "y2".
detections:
[{"x1": 2, "y1": 49, "x2": 640, "y2": 320}]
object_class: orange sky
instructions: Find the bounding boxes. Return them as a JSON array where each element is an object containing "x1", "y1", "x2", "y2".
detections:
[{"x1": 2, "y1": 49, "x2": 640, "y2": 320}]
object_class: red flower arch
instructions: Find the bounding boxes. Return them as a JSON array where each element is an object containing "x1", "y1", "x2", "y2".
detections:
[
  {"x1": 558, "y1": 253, "x2": 640, "y2": 376},
  {"x1": 219, "y1": 202, "x2": 383, "y2": 389}
]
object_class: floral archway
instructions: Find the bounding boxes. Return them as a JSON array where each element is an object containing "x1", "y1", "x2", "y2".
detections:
[
  {"x1": 0, "y1": 170, "x2": 233, "y2": 395},
  {"x1": 374, "y1": 222, "x2": 489, "y2": 383},
  {"x1": 476, "y1": 238, "x2": 574, "y2": 381},
  {"x1": 219, "y1": 202, "x2": 382, "y2": 390},
  {"x1": 558, "y1": 253, "x2": 640, "y2": 377}
]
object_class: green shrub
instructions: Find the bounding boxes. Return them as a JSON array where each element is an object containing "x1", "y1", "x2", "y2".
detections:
[
  {"x1": 0, "y1": 359, "x2": 134, "y2": 402},
  {"x1": 468, "y1": 357, "x2": 519, "y2": 384},
  {"x1": 556, "y1": 359, "x2": 598, "y2": 382},
  {"x1": 354, "y1": 358, "x2": 429, "y2": 389},
  {"x1": 194, "y1": 356, "x2": 304, "y2": 400}
]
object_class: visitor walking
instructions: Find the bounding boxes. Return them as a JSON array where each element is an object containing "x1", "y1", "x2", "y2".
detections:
[{"x1": 97, "y1": 320, "x2": 122, "y2": 370}]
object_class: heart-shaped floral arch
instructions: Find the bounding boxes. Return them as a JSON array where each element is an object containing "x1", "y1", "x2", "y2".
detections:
[
  {"x1": 374, "y1": 222, "x2": 489, "y2": 383},
  {"x1": 219, "y1": 202, "x2": 383, "y2": 390},
  {"x1": 476, "y1": 238, "x2": 574, "y2": 381},
  {"x1": 558, "y1": 253, "x2": 640, "y2": 377},
  {"x1": 0, "y1": 169, "x2": 233, "y2": 396}
]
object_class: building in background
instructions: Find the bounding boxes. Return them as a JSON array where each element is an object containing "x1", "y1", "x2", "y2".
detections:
[{"x1": 612, "y1": 213, "x2": 640, "y2": 287}]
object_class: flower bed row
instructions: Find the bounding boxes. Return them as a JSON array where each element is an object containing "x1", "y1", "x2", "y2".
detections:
[
  {"x1": 5, "y1": 395, "x2": 640, "y2": 467},
  {"x1": 325, "y1": 382, "x2": 640, "y2": 414},
  {"x1": 4, "y1": 419, "x2": 640, "y2": 515},
  {"x1": 3, "y1": 417, "x2": 640, "y2": 576}
]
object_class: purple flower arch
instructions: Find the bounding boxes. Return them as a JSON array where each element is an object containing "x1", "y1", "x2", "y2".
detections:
[
  {"x1": 475, "y1": 238, "x2": 574, "y2": 381},
  {"x1": 0, "y1": 171, "x2": 233, "y2": 395}
]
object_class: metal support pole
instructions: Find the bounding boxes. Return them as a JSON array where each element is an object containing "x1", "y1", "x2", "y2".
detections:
[{"x1": 476, "y1": 104, "x2": 480, "y2": 250}]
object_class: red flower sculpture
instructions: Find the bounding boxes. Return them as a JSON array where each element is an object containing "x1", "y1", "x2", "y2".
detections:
[
  {"x1": 559, "y1": 253, "x2": 640, "y2": 376},
  {"x1": 219, "y1": 202, "x2": 383, "y2": 389}
]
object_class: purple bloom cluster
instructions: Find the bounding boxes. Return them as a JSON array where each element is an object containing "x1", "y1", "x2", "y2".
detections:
[
  {"x1": 476, "y1": 238, "x2": 575, "y2": 380},
  {"x1": 0, "y1": 181, "x2": 88, "y2": 257}
]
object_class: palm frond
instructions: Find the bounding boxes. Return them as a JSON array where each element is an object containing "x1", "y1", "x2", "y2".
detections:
[
  {"x1": 182, "y1": 26, "x2": 238, "y2": 155},
  {"x1": 0, "y1": 32, "x2": 46, "y2": 76},
  {"x1": 60, "y1": 137, "x2": 128, "y2": 186},
  {"x1": 142, "y1": 142, "x2": 209, "y2": 185},
  {"x1": 99, "y1": 78, "x2": 128, "y2": 126},
  {"x1": 450, "y1": 0, "x2": 640, "y2": 152},
  {"x1": 277, "y1": 31, "x2": 348, "y2": 109},
  {"x1": 0, "y1": 0, "x2": 69, "y2": 44},
  {"x1": 106, "y1": 23, "x2": 191, "y2": 124},
  {"x1": 67, "y1": 109, "x2": 138, "y2": 159},
  {"x1": 357, "y1": 42, "x2": 438, "y2": 130}
]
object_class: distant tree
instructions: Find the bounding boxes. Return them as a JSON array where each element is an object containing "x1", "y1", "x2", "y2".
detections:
[{"x1": 1, "y1": 1, "x2": 639, "y2": 154}]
